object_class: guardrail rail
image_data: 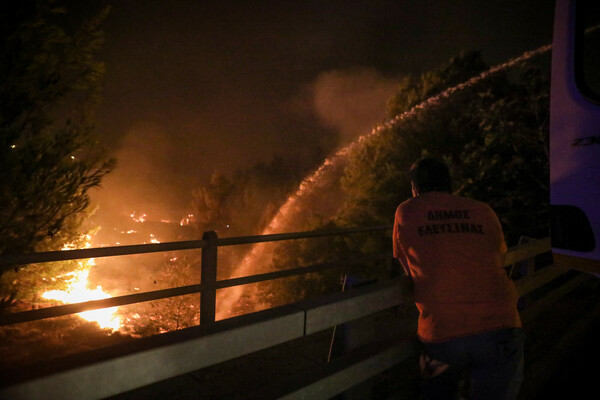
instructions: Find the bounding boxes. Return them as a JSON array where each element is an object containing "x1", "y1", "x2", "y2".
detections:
[{"x1": 0, "y1": 230, "x2": 588, "y2": 400}]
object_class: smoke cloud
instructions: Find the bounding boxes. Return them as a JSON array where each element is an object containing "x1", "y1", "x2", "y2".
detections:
[
  {"x1": 90, "y1": 67, "x2": 401, "y2": 245},
  {"x1": 91, "y1": 123, "x2": 193, "y2": 220},
  {"x1": 311, "y1": 68, "x2": 400, "y2": 144}
]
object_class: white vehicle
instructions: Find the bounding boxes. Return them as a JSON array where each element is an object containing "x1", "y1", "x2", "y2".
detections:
[{"x1": 550, "y1": 0, "x2": 600, "y2": 273}]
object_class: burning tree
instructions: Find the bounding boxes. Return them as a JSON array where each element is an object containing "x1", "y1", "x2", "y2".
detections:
[{"x1": 0, "y1": 1, "x2": 115, "y2": 307}]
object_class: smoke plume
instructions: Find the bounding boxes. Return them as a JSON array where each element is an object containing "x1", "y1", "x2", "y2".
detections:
[{"x1": 311, "y1": 67, "x2": 400, "y2": 144}]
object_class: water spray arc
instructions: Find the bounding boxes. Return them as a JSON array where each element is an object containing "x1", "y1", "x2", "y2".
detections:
[
  {"x1": 267, "y1": 43, "x2": 553, "y2": 237},
  {"x1": 216, "y1": 43, "x2": 553, "y2": 319}
]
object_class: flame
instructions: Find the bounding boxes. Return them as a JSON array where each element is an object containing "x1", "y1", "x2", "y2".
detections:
[
  {"x1": 42, "y1": 268, "x2": 121, "y2": 330},
  {"x1": 130, "y1": 211, "x2": 146, "y2": 223},
  {"x1": 41, "y1": 239, "x2": 122, "y2": 331},
  {"x1": 149, "y1": 234, "x2": 160, "y2": 244},
  {"x1": 180, "y1": 214, "x2": 194, "y2": 226}
]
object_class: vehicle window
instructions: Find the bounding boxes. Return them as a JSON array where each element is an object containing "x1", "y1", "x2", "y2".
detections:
[{"x1": 578, "y1": 0, "x2": 600, "y2": 102}]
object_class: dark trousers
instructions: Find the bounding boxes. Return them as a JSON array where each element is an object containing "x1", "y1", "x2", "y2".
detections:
[{"x1": 420, "y1": 328, "x2": 525, "y2": 400}]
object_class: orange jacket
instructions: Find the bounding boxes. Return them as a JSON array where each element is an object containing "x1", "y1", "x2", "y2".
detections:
[{"x1": 393, "y1": 192, "x2": 521, "y2": 342}]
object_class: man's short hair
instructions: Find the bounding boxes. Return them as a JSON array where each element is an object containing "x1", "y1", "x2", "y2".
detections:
[{"x1": 410, "y1": 158, "x2": 452, "y2": 193}]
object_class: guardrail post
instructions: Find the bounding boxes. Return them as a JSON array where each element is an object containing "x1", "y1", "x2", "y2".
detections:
[
  {"x1": 516, "y1": 237, "x2": 537, "y2": 278},
  {"x1": 201, "y1": 231, "x2": 218, "y2": 325}
]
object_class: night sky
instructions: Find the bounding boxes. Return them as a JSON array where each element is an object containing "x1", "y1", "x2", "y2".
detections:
[{"x1": 91, "y1": 0, "x2": 556, "y2": 221}]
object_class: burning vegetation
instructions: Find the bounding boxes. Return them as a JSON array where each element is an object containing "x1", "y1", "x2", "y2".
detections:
[{"x1": 42, "y1": 268, "x2": 122, "y2": 331}]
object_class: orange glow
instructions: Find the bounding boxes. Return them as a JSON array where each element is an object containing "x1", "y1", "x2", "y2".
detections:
[
  {"x1": 149, "y1": 234, "x2": 160, "y2": 244},
  {"x1": 41, "y1": 237, "x2": 122, "y2": 331},
  {"x1": 42, "y1": 268, "x2": 122, "y2": 330},
  {"x1": 130, "y1": 211, "x2": 146, "y2": 223}
]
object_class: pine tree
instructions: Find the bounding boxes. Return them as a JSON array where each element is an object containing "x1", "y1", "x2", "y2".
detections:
[{"x1": 0, "y1": 1, "x2": 115, "y2": 306}]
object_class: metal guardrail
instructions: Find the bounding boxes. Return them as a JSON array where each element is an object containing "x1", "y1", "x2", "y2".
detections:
[
  {"x1": 0, "y1": 225, "x2": 391, "y2": 326},
  {"x1": 1, "y1": 235, "x2": 574, "y2": 400},
  {"x1": 0, "y1": 225, "x2": 391, "y2": 267}
]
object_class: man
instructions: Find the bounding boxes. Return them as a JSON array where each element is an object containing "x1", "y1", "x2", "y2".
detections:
[{"x1": 393, "y1": 158, "x2": 524, "y2": 400}]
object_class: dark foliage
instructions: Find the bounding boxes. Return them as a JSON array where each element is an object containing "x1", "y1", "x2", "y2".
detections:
[
  {"x1": 0, "y1": 0, "x2": 114, "y2": 256},
  {"x1": 1, "y1": 1, "x2": 114, "y2": 307}
]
